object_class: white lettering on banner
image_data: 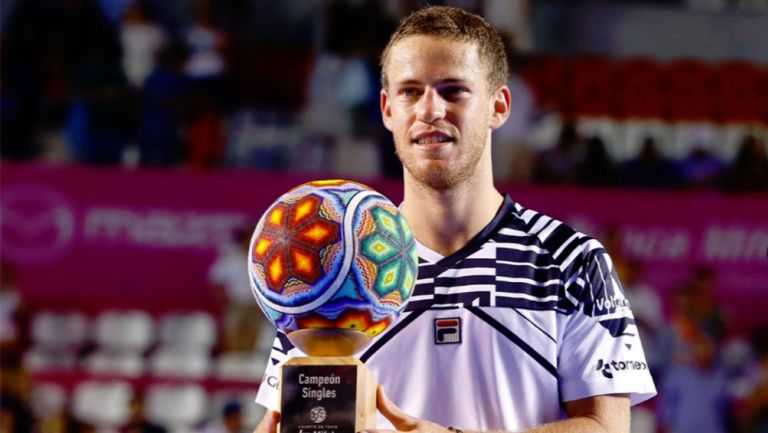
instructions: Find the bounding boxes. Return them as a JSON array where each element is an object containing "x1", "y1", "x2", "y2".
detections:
[
  {"x1": 704, "y1": 226, "x2": 768, "y2": 262},
  {"x1": 84, "y1": 208, "x2": 249, "y2": 249},
  {"x1": 622, "y1": 227, "x2": 691, "y2": 260}
]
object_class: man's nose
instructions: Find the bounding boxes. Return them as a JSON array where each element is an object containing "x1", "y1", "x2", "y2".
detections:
[{"x1": 416, "y1": 88, "x2": 446, "y2": 123}]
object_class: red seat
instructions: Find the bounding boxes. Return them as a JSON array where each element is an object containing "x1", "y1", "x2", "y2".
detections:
[
  {"x1": 664, "y1": 59, "x2": 717, "y2": 122},
  {"x1": 759, "y1": 64, "x2": 768, "y2": 124},
  {"x1": 521, "y1": 54, "x2": 567, "y2": 112},
  {"x1": 566, "y1": 56, "x2": 616, "y2": 118},
  {"x1": 614, "y1": 58, "x2": 664, "y2": 119},
  {"x1": 716, "y1": 61, "x2": 766, "y2": 124}
]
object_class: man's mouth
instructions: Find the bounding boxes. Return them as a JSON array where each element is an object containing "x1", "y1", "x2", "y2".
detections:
[{"x1": 414, "y1": 136, "x2": 453, "y2": 145}]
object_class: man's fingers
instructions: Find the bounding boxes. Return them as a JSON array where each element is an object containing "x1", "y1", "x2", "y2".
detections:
[
  {"x1": 255, "y1": 410, "x2": 281, "y2": 433},
  {"x1": 377, "y1": 386, "x2": 416, "y2": 431},
  {"x1": 360, "y1": 430, "x2": 399, "y2": 433}
]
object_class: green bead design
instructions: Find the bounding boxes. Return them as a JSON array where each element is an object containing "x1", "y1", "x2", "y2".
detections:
[{"x1": 361, "y1": 206, "x2": 418, "y2": 300}]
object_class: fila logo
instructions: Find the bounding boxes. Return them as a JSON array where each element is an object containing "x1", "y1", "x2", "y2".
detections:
[{"x1": 434, "y1": 318, "x2": 462, "y2": 345}]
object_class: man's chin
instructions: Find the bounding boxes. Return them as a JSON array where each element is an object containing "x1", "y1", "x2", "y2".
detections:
[{"x1": 407, "y1": 166, "x2": 460, "y2": 191}]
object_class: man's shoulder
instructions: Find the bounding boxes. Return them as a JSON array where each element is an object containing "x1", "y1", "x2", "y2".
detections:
[{"x1": 503, "y1": 201, "x2": 601, "y2": 263}]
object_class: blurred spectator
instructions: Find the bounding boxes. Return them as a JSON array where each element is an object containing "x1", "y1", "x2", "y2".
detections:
[
  {"x1": 721, "y1": 135, "x2": 768, "y2": 192},
  {"x1": 577, "y1": 136, "x2": 617, "y2": 187},
  {"x1": 659, "y1": 328, "x2": 736, "y2": 433},
  {"x1": 600, "y1": 225, "x2": 629, "y2": 279},
  {"x1": 184, "y1": 1, "x2": 228, "y2": 82},
  {"x1": 120, "y1": 1, "x2": 167, "y2": 89},
  {"x1": 0, "y1": 392, "x2": 33, "y2": 433},
  {"x1": 660, "y1": 265, "x2": 728, "y2": 369},
  {"x1": 33, "y1": 385, "x2": 69, "y2": 433},
  {"x1": 0, "y1": 262, "x2": 29, "y2": 368},
  {"x1": 532, "y1": 122, "x2": 581, "y2": 184},
  {"x1": 299, "y1": 0, "x2": 389, "y2": 174},
  {"x1": 679, "y1": 265, "x2": 727, "y2": 343},
  {"x1": 138, "y1": 41, "x2": 191, "y2": 166},
  {"x1": 121, "y1": 394, "x2": 166, "y2": 433},
  {"x1": 208, "y1": 226, "x2": 268, "y2": 353},
  {"x1": 69, "y1": 419, "x2": 97, "y2": 433},
  {"x1": 680, "y1": 146, "x2": 726, "y2": 189},
  {"x1": 0, "y1": 355, "x2": 33, "y2": 433},
  {"x1": 620, "y1": 137, "x2": 682, "y2": 189},
  {"x1": 197, "y1": 401, "x2": 245, "y2": 433},
  {"x1": 186, "y1": 87, "x2": 226, "y2": 169},
  {"x1": 1, "y1": 2, "x2": 49, "y2": 161},
  {"x1": 492, "y1": 33, "x2": 535, "y2": 183},
  {"x1": 740, "y1": 326, "x2": 768, "y2": 433},
  {"x1": 66, "y1": 36, "x2": 134, "y2": 165},
  {"x1": 620, "y1": 259, "x2": 664, "y2": 370}
]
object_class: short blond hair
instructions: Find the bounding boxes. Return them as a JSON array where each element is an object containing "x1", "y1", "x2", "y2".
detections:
[{"x1": 380, "y1": 6, "x2": 508, "y2": 91}]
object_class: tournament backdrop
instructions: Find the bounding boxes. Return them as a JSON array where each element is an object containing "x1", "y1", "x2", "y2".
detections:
[{"x1": 1, "y1": 162, "x2": 766, "y2": 334}]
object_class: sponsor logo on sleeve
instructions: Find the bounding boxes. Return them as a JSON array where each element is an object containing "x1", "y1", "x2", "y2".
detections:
[{"x1": 595, "y1": 358, "x2": 648, "y2": 379}]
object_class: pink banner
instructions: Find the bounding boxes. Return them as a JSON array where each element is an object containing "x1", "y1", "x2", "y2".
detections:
[{"x1": 1, "y1": 162, "x2": 766, "y2": 332}]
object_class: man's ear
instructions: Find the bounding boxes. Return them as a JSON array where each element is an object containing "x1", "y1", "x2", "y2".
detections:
[
  {"x1": 489, "y1": 85, "x2": 511, "y2": 130},
  {"x1": 381, "y1": 89, "x2": 393, "y2": 131}
]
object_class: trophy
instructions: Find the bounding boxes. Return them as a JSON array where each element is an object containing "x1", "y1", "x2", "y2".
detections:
[{"x1": 248, "y1": 180, "x2": 418, "y2": 433}]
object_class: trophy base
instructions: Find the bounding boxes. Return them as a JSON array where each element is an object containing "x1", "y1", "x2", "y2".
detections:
[{"x1": 279, "y1": 357, "x2": 376, "y2": 433}]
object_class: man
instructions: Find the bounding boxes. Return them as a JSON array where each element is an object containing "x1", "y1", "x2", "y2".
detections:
[{"x1": 255, "y1": 6, "x2": 656, "y2": 433}]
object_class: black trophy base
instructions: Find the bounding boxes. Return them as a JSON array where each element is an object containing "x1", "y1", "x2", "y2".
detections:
[{"x1": 279, "y1": 357, "x2": 376, "y2": 433}]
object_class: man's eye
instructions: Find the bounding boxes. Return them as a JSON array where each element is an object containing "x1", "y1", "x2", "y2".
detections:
[
  {"x1": 401, "y1": 88, "x2": 419, "y2": 96},
  {"x1": 440, "y1": 86, "x2": 465, "y2": 97}
]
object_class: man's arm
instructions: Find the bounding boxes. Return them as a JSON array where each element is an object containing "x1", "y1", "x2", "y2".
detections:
[{"x1": 369, "y1": 387, "x2": 630, "y2": 433}]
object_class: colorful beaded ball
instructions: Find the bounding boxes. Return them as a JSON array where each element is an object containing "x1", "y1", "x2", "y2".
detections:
[{"x1": 248, "y1": 179, "x2": 418, "y2": 337}]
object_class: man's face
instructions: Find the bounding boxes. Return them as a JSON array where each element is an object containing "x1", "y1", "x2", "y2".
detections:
[{"x1": 381, "y1": 35, "x2": 508, "y2": 190}]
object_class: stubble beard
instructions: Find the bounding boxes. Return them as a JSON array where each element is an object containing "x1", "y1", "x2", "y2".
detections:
[{"x1": 395, "y1": 132, "x2": 487, "y2": 192}]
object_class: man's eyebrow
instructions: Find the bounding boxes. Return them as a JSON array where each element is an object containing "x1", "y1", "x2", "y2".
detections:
[{"x1": 394, "y1": 78, "x2": 469, "y2": 86}]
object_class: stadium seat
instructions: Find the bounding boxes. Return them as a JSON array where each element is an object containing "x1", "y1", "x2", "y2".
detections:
[
  {"x1": 527, "y1": 113, "x2": 565, "y2": 151},
  {"x1": 669, "y1": 122, "x2": 722, "y2": 159},
  {"x1": 30, "y1": 382, "x2": 68, "y2": 419},
  {"x1": 23, "y1": 347, "x2": 79, "y2": 372},
  {"x1": 149, "y1": 347, "x2": 211, "y2": 379},
  {"x1": 716, "y1": 61, "x2": 766, "y2": 124},
  {"x1": 145, "y1": 384, "x2": 208, "y2": 433},
  {"x1": 662, "y1": 60, "x2": 719, "y2": 158},
  {"x1": 618, "y1": 120, "x2": 673, "y2": 161},
  {"x1": 214, "y1": 351, "x2": 268, "y2": 381},
  {"x1": 567, "y1": 56, "x2": 616, "y2": 118},
  {"x1": 72, "y1": 380, "x2": 134, "y2": 428},
  {"x1": 82, "y1": 351, "x2": 146, "y2": 377},
  {"x1": 27, "y1": 311, "x2": 84, "y2": 371},
  {"x1": 576, "y1": 118, "x2": 623, "y2": 159},
  {"x1": 158, "y1": 311, "x2": 217, "y2": 351},
  {"x1": 93, "y1": 310, "x2": 155, "y2": 354},
  {"x1": 664, "y1": 59, "x2": 717, "y2": 122},
  {"x1": 615, "y1": 58, "x2": 665, "y2": 120},
  {"x1": 521, "y1": 54, "x2": 567, "y2": 112},
  {"x1": 719, "y1": 124, "x2": 768, "y2": 161},
  {"x1": 31, "y1": 310, "x2": 89, "y2": 350}
]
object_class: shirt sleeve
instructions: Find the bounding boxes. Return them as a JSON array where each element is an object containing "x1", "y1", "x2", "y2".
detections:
[{"x1": 557, "y1": 242, "x2": 657, "y2": 406}]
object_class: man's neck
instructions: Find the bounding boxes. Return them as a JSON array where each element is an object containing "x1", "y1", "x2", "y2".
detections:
[{"x1": 400, "y1": 169, "x2": 503, "y2": 257}]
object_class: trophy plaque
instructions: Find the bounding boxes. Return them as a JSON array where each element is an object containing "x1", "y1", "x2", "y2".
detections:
[{"x1": 248, "y1": 180, "x2": 418, "y2": 433}]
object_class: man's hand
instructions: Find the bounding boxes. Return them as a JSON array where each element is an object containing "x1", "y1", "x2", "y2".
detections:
[
  {"x1": 364, "y1": 386, "x2": 453, "y2": 433},
  {"x1": 255, "y1": 411, "x2": 280, "y2": 433}
]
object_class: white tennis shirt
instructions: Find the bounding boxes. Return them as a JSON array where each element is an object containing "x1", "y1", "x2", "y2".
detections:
[{"x1": 256, "y1": 195, "x2": 657, "y2": 431}]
